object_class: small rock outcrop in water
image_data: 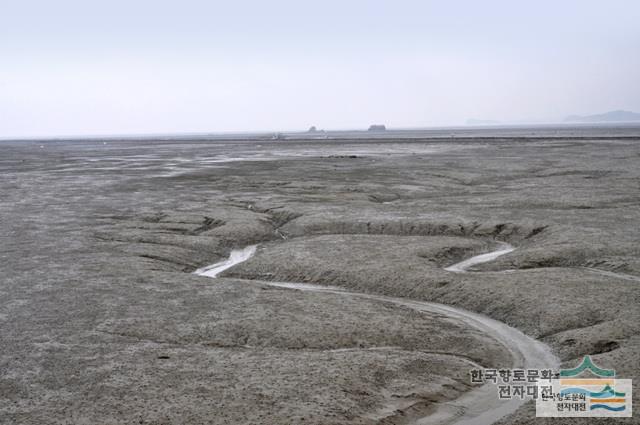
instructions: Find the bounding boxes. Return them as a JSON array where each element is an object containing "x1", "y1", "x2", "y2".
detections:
[
  {"x1": 368, "y1": 124, "x2": 386, "y2": 131},
  {"x1": 308, "y1": 126, "x2": 317, "y2": 132}
]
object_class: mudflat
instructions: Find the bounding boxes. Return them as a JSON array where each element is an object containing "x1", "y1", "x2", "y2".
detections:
[{"x1": 1, "y1": 131, "x2": 639, "y2": 424}]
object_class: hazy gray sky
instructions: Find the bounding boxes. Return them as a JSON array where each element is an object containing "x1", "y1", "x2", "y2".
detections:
[{"x1": 2, "y1": 0, "x2": 639, "y2": 137}]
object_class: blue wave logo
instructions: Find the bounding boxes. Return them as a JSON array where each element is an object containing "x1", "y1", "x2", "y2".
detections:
[
  {"x1": 560, "y1": 385, "x2": 625, "y2": 398},
  {"x1": 591, "y1": 404, "x2": 626, "y2": 412},
  {"x1": 560, "y1": 384, "x2": 627, "y2": 412}
]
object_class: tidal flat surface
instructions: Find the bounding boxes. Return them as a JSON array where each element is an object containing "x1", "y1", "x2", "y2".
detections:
[{"x1": 1, "y1": 131, "x2": 639, "y2": 424}]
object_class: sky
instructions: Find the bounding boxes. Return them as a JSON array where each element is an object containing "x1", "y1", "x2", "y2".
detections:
[{"x1": 1, "y1": 0, "x2": 640, "y2": 138}]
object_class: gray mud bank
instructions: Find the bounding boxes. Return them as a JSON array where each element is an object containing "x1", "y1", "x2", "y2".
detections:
[
  {"x1": 2, "y1": 134, "x2": 640, "y2": 424},
  {"x1": 197, "y1": 245, "x2": 558, "y2": 424}
]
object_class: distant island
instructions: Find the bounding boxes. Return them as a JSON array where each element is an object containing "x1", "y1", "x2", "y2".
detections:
[
  {"x1": 466, "y1": 119, "x2": 501, "y2": 126},
  {"x1": 564, "y1": 110, "x2": 640, "y2": 123},
  {"x1": 368, "y1": 124, "x2": 386, "y2": 131},
  {"x1": 307, "y1": 126, "x2": 325, "y2": 134}
]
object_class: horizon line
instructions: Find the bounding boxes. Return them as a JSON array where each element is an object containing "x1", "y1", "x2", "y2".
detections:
[{"x1": 3, "y1": 121, "x2": 640, "y2": 142}]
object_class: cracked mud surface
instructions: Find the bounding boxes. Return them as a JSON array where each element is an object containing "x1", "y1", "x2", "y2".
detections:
[{"x1": 1, "y1": 134, "x2": 640, "y2": 424}]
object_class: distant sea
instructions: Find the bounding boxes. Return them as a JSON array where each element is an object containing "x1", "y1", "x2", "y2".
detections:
[{"x1": 3, "y1": 123, "x2": 640, "y2": 143}]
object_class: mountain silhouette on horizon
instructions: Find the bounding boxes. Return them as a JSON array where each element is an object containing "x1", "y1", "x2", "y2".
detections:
[{"x1": 565, "y1": 110, "x2": 640, "y2": 123}]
